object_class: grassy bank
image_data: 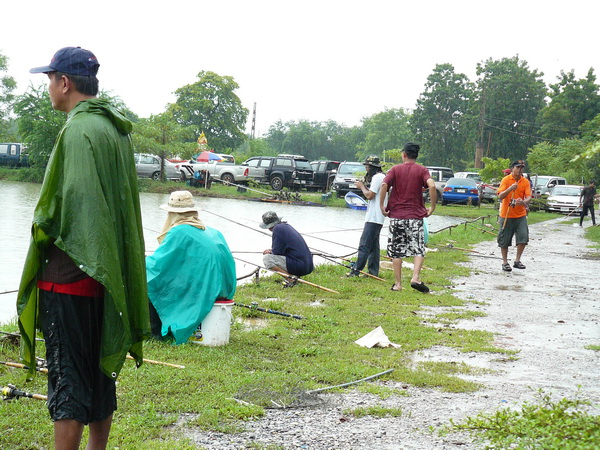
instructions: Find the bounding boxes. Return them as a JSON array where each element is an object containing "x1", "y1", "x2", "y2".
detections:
[{"x1": 2, "y1": 168, "x2": 598, "y2": 448}]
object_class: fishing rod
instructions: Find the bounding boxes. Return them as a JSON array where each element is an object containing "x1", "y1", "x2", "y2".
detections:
[
  {"x1": 125, "y1": 355, "x2": 185, "y2": 369},
  {"x1": 233, "y1": 256, "x2": 339, "y2": 294},
  {"x1": 314, "y1": 253, "x2": 385, "y2": 282},
  {"x1": 1, "y1": 384, "x2": 47, "y2": 401},
  {"x1": 235, "y1": 301, "x2": 304, "y2": 320},
  {"x1": 0, "y1": 289, "x2": 18, "y2": 295},
  {"x1": 210, "y1": 177, "x2": 276, "y2": 198},
  {"x1": 1, "y1": 361, "x2": 48, "y2": 374},
  {"x1": 465, "y1": 221, "x2": 497, "y2": 236}
]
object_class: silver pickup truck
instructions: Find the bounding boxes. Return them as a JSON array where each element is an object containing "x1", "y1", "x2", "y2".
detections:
[{"x1": 179, "y1": 160, "x2": 249, "y2": 185}]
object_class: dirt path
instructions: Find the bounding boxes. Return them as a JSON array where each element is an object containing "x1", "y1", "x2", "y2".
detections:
[{"x1": 185, "y1": 217, "x2": 600, "y2": 449}]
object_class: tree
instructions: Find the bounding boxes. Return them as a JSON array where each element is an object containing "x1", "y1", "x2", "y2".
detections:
[
  {"x1": 169, "y1": 71, "x2": 248, "y2": 152},
  {"x1": 479, "y1": 157, "x2": 511, "y2": 184},
  {"x1": 0, "y1": 52, "x2": 17, "y2": 140},
  {"x1": 411, "y1": 63, "x2": 472, "y2": 168},
  {"x1": 527, "y1": 139, "x2": 591, "y2": 184},
  {"x1": 538, "y1": 68, "x2": 600, "y2": 141},
  {"x1": 359, "y1": 108, "x2": 412, "y2": 162},
  {"x1": 468, "y1": 56, "x2": 547, "y2": 162}
]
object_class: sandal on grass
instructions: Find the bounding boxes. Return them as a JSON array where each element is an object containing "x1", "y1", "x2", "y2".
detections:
[
  {"x1": 410, "y1": 281, "x2": 430, "y2": 293},
  {"x1": 390, "y1": 284, "x2": 401, "y2": 291}
]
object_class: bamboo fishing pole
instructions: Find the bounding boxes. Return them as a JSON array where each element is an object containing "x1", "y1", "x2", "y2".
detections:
[
  {"x1": 233, "y1": 256, "x2": 339, "y2": 294},
  {"x1": 126, "y1": 355, "x2": 185, "y2": 369},
  {"x1": 314, "y1": 253, "x2": 385, "y2": 281},
  {"x1": 1, "y1": 361, "x2": 48, "y2": 374}
]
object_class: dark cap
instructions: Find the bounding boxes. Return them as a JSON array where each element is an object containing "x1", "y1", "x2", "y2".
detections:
[
  {"x1": 260, "y1": 211, "x2": 282, "y2": 229},
  {"x1": 30, "y1": 47, "x2": 100, "y2": 76},
  {"x1": 510, "y1": 160, "x2": 526, "y2": 168},
  {"x1": 363, "y1": 155, "x2": 382, "y2": 168}
]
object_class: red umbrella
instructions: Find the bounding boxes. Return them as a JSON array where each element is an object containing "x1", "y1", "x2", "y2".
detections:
[{"x1": 196, "y1": 151, "x2": 222, "y2": 162}]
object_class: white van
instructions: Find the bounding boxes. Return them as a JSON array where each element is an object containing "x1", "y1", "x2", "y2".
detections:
[{"x1": 531, "y1": 175, "x2": 567, "y2": 197}]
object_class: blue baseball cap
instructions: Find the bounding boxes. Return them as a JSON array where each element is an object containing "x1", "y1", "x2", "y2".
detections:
[{"x1": 30, "y1": 47, "x2": 100, "y2": 76}]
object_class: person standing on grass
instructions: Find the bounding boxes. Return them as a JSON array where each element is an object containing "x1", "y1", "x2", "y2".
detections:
[
  {"x1": 497, "y1": 160, "x2": 532, "y2": 272},
  {"x1": 379, "y1": 143, "x2": 436, "y2": 293},
  {"x1": 579, "y1": 180, "x2": 598, "y2": 227},
  {"x1": 347, "y1": 155, "x2": 386, "y2": 277},
  {"x1": 17, "y1": 47, "x2": 149, "y2": 450}
]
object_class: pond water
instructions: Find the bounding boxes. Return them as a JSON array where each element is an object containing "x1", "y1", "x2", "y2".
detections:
[{"x1": 0, "y1": 181, "x2": 464, "y2": 324}]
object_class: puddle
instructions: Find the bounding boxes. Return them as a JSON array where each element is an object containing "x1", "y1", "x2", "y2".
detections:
[{"x1": 236, "y1": 317, "x2": 268, "y2": 330}]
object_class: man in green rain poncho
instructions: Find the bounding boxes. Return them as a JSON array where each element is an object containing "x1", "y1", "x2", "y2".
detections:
[
  {"x1": 146, "y1": 191, "x2": 236, "y2": 344},
  {"x1": 17, "y1": 47, "x2": 149, "y2": 449}
]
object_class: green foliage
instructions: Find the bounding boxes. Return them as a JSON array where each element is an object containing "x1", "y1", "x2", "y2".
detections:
[
  {"x1": 0, "y1": 52, "x2": 17, "y2": 140},
  {"x1": 527, "y1": 139, "x2": 591, "y2": 184},
  {"x1": 169, "y1": 71, "x2": 248, "y2": 152},
  {"x1": 345, "y1": 406, "x2": 403, "y2": 418},
  {"x1": 538, "y1": 69, "x2": 600, "y2": 141},
  {"x1": 471, "y1": 56, "x2": 547, "y2": 162},
  {"x1": 358, "y1": 108, "x2": 412, "y2": 161},
  {"x1": 132, "y1": 113, "x2": 197, "y2": 161},
  {"x1": 450, "y1": 390, "x2": 600, "y2": 449},
  {"x1": 479, "y1": 157, "x2": 510, "y2": 183},
  {"x1": 13, "y1": 84, "x2": 65, "y2": 167},
  {"x1": 412, "y1": 63, "x2": 472, "y2": 168}
]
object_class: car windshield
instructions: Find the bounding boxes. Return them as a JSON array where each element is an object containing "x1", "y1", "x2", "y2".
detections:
[
  {"x1": 446, "y1": 177, "x2": 477, "y2": 186},
  {"x1": 339, "y1": 163, "x2": 365, "y2": 175},
  {"x1": 532, "y1": 176, "x2": 550, "y2": 186},
  {"x1": 550, "y1": 187, "x2": 580, "y2": 196}
]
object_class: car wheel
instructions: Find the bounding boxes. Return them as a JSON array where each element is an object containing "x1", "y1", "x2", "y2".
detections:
[
  {"x1": 270, "y1": 176, "x2": 283, "y2": 191},
  {"x1": 179, "y1": 170, "x2": 187, "y2": 182},
  {"x1": 151, "y1": 171, "x2": 161, "y2": 181},
  {"x1": 221, "y1": 173, "x2": 235, "y2": 185}
]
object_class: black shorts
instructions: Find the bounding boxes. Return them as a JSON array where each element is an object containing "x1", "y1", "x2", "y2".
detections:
[{"x1": 40, "y1": 290, "x2": 117, "y2": 424}]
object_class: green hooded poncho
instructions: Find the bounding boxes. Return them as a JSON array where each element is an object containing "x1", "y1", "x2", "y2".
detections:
[{"x1": 17, "y1": 98, "x2": 150, "y2": 380}]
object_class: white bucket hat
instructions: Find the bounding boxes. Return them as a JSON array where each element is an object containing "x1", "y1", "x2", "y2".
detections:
[{"x1": 160, "y1": 191, "x2": 201, "y2": 213}]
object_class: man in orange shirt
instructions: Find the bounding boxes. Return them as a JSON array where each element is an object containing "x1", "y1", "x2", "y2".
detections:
[{"x1": 497, "y1": 160, "x2": 532, "y2": 272}]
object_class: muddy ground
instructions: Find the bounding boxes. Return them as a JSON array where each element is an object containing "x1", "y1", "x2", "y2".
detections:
[{"x1": 185, "y1": 216, "x2": 600, "y2": 449}]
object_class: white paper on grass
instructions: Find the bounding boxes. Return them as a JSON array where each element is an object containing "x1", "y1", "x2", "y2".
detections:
[{"x1": 354, "y1": 326, "x2": 401, "y2": 348}]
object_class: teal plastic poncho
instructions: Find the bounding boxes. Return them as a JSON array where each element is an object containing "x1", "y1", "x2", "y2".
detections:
[
  {"x1": 146, "y1": 224, "x2": 236, "y2": 344},
  {"x1": 17, "y1": 99, "x2": 150, "y2": 380}
]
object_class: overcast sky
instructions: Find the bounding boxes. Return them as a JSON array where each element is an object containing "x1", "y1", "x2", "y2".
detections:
[{"x1": 2, "y1": 0, "x2": 598, "y2": 137}]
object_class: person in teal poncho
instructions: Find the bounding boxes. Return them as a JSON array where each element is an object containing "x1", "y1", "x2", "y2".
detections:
[
  {"x1": 146, "y1": 191, "x2": 236, "y2": 344},
  {"x1": 17, "y1": 47, "x2": 149, "y2": 449}
]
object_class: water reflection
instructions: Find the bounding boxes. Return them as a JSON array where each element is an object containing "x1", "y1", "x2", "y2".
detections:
[{"x1": 0, "y1": 181, "x2": 464, "y2": 324}]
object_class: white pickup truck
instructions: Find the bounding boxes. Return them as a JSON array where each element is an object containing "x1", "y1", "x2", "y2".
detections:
[{"x1": 179, "y1": 159, "x2": 249, "y2": 185}]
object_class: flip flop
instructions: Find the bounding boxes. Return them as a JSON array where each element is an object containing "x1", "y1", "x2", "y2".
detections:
[
  {"x1": 410, "y1": 281, "x2": 430, "y2": 293},
  {"x1": 390, "y1": 284, "x2": 401, "y2": 292}
]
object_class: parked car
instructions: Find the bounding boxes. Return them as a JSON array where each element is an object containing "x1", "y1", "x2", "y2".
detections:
[
  {"x1": 0, "y1": 143, "x2": 29, "y2": 167},
  {"x1": 426, "y1": 166, "x2": 455, "y2": 199},
  {"x1": 531, "y1": 175, "x2": 567, "y2": 197},
  {"x1": 310, "y1": 160, "x2": 340, "y2": 192},
  {"x1": 442, "y1": 177, "x2": 480, "y2": 206},
  {"x1": 179, "y1": 155, "x2": 249, "y2": 185},
  {"x1": 134, "y1": 153, "x2": 181, "y2": 181},
  {"x1": 241, "y1": 155, "x2": 314, "y2": 190},
  {"x1": 454, "y1": 171, "x2": 497, "y2": 202},
  {"x1": 331, "y1": 161, "x2": 366, "y2": 197},
  {"x1": 546, "y1": 185, "x2": 583, "y2": 214}
]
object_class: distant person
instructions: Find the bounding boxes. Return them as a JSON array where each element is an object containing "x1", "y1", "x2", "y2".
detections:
[
  {"x1": 146, "y1": 191, "x2": 236, "y2": 343},
  {"x1": 579, "y1": 180, "x2": 598, "y2": 227},
  {"x1": 348, "y1": 155, "x2": 386, "y2": 277},
  {"x1": 379, "y1": 143, "x2": 436, "y2": 293},
  {"x1": 261, "y1": 211, "x2": 314, "y2": 277},
  {"x1": 18, "y1": 47, "x2": 149, "y2": 449},
  {"x1": 497, "y1": 160, "x2": 532, "y2": 272}
]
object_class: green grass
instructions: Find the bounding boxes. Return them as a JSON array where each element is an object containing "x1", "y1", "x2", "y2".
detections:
[{"x1": 449, "y1": 390, "x2": 600, "y2": 449}]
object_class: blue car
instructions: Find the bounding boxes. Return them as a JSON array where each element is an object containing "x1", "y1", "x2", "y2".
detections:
[{"x1": 441, "y1": 177, "x2": 480, "y2": 206}]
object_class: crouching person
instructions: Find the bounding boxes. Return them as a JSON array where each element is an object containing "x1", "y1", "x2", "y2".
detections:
[{"x1": 146, "y1": 191, "x2": 236, "y2": 343}]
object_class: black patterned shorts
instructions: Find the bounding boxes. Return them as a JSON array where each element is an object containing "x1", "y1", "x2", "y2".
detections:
[{"x1": 387, "y1": 219, "x2": 426, "y2": 258}]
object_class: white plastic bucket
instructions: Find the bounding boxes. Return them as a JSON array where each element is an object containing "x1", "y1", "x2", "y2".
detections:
[{"x1": 191, "y1": 299, "x2": 233, "y2": 346}]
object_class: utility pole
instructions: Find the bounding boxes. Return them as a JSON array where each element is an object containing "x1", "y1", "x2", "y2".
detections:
[
  {"x1": 251, "y1": 102, "x2": 256, "y2": 140},
  {"x1": 475, "y1": 87, "x2": 485, "y2": 169}
]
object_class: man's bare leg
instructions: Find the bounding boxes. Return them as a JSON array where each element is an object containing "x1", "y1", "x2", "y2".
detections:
[
  {"x1": 54, "y1": 419, "x2": 84, "y2": 450},
  {"x1": 87, "y1": 415, "x2": 113, "y2": 450},
  {"x1": 391, "y1": 258, "x2": 402, "y2": 290},
  {"x1": 411, "y1": 255, "x2": 425, "y2": 284}
]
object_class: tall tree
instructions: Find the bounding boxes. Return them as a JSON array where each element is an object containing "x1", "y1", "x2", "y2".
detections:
[
  {"x1": 359, "y1": 108, "x2": 412, "y2": 162},
  {"x1": 469, "y1": 56, "x2": 547, "y2": 162},
  {"x1": 538, "y1": 68, "x2": 600, "y2": 141},
  {"x1": 0, "y1": 52, "x2": 17, "y2": 140},
  {"x1": 169, "y1": 71, "x2": 248, "y2": 152},
  {"x1": 411, "y1": 63, "x2": 472, "y2": 168}
]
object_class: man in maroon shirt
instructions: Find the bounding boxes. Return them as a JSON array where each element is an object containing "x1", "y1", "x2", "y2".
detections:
[{"x1": 379, "y1": 143, "x2": 436, "y2": 292}]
